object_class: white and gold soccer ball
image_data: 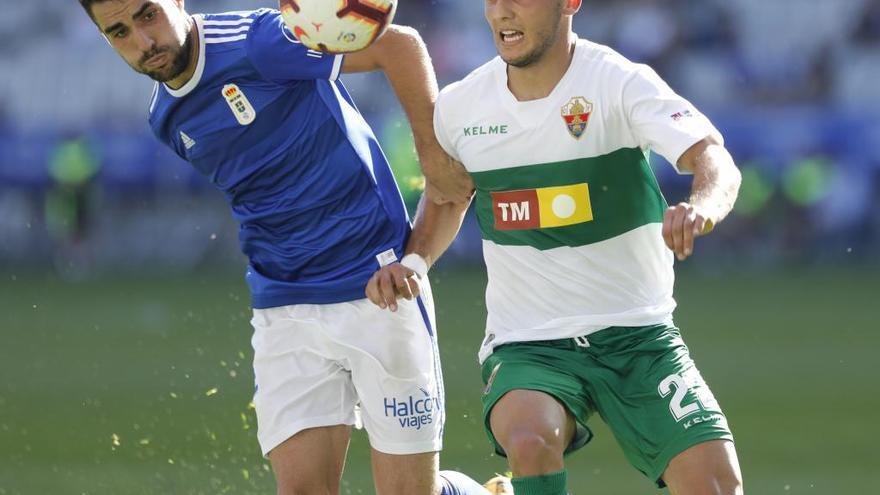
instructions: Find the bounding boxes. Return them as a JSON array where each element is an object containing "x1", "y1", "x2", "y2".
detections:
[
  {"x1": 279, "y1": 0, "x2": 397, "y2": 53},
  {"x1": 483, "y1": 474, "x2": 514, "y2": 494}
]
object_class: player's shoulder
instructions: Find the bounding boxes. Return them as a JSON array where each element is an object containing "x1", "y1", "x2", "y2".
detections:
[
  {"x1": 201, "y1": 8, "x2": 271, "y2": 46},
  {"x1": 437, "y1": 57, "x2": 503, "y2": 110},
  {"x1": 574, "y1": 38, "x2": 663, "y2": 92},
  {"x1": 574, "y1": 38, "x2": 644, "y2": 78},
  {"x1": 201, "y1": 8, "x2": 264, "y2": 27}
]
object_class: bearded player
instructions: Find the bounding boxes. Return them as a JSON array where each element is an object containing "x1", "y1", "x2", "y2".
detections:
[
  {"x1": 367, "y1": 0, "x2": 744, "y2": 493},
  {"x1": 76, "y1": 1, "x2": 489, "y2": 494}
]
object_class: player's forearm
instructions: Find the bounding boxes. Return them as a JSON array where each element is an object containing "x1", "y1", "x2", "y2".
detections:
[
  {"x1": 405, "y1": 192, "x2": 471, "y2": 268},
  {"x1": 371, "y1": 25, "x2": 439, "y2": 155},
  {"x1": 686, "y1": 142, "x2": 741, "y2": 226}
]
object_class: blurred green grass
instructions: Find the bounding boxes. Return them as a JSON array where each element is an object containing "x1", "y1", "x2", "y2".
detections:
[{"x1": 0, "y1": 265, "x2": 877, "y2": 494}]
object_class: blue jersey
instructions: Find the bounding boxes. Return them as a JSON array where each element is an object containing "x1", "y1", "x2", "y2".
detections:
[{"x1": 149, "y1": 9, "x2": 410, "y2": 308}]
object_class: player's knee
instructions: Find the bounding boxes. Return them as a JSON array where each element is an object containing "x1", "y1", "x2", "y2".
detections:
[
  {"x1": 276, "y1": 477, "x2": 338, "y2": 495},
  {"x1": 277, "y1": 485, "x2": 336, "y2": 495},
  {"x1": 715, "y1": 466, "x2": 743, "y2": 495},
  {"x1": 706, "y1": 451, "x2": 743, "y2": 495},
  {"x1": 669, "y1": 466, "x2": 743, "y2": 495},
  {"x1": 501, "y1": 428, "x2": 566, "y2": 470}
]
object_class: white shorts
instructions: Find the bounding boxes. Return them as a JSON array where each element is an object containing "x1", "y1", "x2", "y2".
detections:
[{"x1": 250, "y1": 281, "x2": 444, "y2": 456}]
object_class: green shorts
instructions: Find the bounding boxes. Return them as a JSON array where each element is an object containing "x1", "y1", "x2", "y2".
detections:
[{"x1": 480, "y1": 323, "x2": 733, "y2": 486}]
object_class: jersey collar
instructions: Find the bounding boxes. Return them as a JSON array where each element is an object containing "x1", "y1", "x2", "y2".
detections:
[
  {"x1": 493, "y1": 39, "x2": 584, "y2": 128},
  {"x1": 165, "y1": 15, "x2": 206, "y2": 98},
  {"x1": 494, "y1": 39, "x2": 583, "y2": 107}
]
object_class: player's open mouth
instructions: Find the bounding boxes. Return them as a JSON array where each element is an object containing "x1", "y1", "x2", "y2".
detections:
[
  {"x1": 144, "y1": 53, "x2": 169, "y2": 69},
  {"x1": 499, "y1": 30, "x2": 524, "y2": 44}
]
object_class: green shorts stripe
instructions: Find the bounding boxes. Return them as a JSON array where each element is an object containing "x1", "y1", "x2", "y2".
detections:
[{"x1": 480, "y1": 324, "x2": 734, "y2": 486}]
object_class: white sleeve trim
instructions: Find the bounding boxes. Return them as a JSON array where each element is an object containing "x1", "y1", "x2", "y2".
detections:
[
  {"x1": 330, "y1": 54, "x2": 344, "y2": 81},
  {"x1": 148, "y1": 82, "x2": 160, "y2": 114},
  {"x1": 621, "y1": 65, "x2": 721, "y2": 173},
  {"x1": 433, "y1": 91, "x2": 461, "y2": 162}
]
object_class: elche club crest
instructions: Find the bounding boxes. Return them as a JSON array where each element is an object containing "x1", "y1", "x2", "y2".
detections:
[{"x1": 561, "y1": 97, "x2": 593, "y2": 139}]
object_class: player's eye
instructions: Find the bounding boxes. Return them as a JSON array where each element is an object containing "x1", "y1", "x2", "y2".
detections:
[
  {"x1": 113, "y1": 29, "x2": 128, "y2": 39},
  {"x1": 143, "y1": 9, "x2": 157, "y2": 21}
]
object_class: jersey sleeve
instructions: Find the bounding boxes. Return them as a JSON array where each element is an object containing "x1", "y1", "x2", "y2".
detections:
[
  {"x1": 621, "y1": 64, "x2": 721, "y2": 173},
  {"x1": 433, "y1": 90, "x2": 462, "y2": 162},
  {"x1": 245, "y1": 9, "x2": 344, "y2": 85}
]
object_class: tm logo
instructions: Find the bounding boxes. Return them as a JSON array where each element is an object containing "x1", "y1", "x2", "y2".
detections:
[
  {"x1": 497, "y1": 201, "x2": 531, "y2": 222},
  {"x1": 384, "y1": 387, "x2": 440, "y2": 430}
]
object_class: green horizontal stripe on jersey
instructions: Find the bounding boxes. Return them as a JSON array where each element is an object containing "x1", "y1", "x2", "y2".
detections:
[{"x1": 471, "y1": 147, "x2": 667, "y2": 250}]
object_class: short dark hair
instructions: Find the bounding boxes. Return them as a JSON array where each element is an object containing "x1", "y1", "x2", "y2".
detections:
[{"x1": 78, "y1": 0, "x2": 111, "y2": 21}]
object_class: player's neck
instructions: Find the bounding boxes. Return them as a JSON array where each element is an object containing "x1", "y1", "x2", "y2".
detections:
[
  {"x1": 506, "y1": 32, "x2": 576, "y2": 102},
  {"x1": 166, "y1": 16, "x2": 199, "y2": 91}
]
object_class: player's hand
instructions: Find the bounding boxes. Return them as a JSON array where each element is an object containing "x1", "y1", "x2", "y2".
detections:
[
  {"x1": 365, "y1": 262, "x2": 421, "y2": 312},
  {"x1": 662, "y1": 202, "x2": 715, "y2": 261},
  {"x1": 418, "y1": 145, "x2": 474, "y2": 205}
]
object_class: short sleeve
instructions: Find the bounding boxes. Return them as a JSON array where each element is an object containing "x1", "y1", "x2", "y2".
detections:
[
  {"x1": 245, "y1": 10, "x2": 344, "y2": 85},
  {"x1": 622, "y1": 65, "x2": 722, "y2": 172},
  {"x1": 433, "y1": 91, "x2": 461, "y2": 162}
]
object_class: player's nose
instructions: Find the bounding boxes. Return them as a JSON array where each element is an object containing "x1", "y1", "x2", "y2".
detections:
[
  {"x1": 485, "y1": 0, "x2": 515, "y2": 22},
  {"x1": 132, "y1": 28, "x2": 155, "y2": 52}
]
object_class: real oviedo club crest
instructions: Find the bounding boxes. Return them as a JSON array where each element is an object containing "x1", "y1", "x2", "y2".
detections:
[
  {"x1": 222, "y1": 84, "x2": 256, "y2": 126},
  {"x1": 561, "y1": 97, "x2": 593, "y2": 139}
]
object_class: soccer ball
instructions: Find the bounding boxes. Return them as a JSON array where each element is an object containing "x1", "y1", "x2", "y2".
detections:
[
  {"x1": 483, "y1": 475, "x2": 514, "y2": 494},
  {"x1": 278, "y1": 0, "x2": 397, "y2": 54}
]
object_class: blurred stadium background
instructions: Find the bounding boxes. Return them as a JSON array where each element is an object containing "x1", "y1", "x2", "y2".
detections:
[{"x1": 0, "y1": 0, "x2": 878, "y2": 493}]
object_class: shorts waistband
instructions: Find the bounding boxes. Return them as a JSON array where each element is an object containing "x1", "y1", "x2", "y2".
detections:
[{"x1": 499, "y1": 323, "x2": 675, "y2": 352}]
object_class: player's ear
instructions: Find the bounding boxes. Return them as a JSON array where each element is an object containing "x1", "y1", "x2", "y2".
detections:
[{"x1": 564, "y1": 0, "x2": 582, "y2": 15}]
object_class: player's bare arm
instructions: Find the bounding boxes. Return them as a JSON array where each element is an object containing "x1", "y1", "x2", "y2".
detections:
[
  {"x1": 366, "y1": 187, "x2": 471, "y2": 311},
  {"x1": 663, "y1": 134, "x2": 742, "y2": 261},
  {"x1": 342, "y1": 26, "x2": 474, "y2": 204}
]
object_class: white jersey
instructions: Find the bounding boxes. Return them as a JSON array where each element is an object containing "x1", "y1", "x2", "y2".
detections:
[{"x1": 434, "y1": 39, "x2": 721, "y2": 362}]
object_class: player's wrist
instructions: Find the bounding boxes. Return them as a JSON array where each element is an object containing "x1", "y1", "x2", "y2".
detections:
[
  {"x1": 688, "y1": 202, "x2": 719, "y2": 232},
  {"x1": 400, "y1": 253, "x2": 429, "y2": 277},
  {"x1": 681, "y1": 203, "x2": 716, "y2": 236}
]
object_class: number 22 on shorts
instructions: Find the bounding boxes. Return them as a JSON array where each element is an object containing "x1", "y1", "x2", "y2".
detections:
[{"x1": 658, "y1": 373, "x2": 705, "y2": 422}]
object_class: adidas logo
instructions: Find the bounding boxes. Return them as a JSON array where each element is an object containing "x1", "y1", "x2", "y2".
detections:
[{"x1": 180, "y1": 131, "x2": 196, "y2": 150}]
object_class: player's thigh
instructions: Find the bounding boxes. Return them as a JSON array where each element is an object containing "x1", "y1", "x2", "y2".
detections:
[
  {"x1": 251, "y1": 306, "x2": 359, "y2": 457},
  {"x1": 663, "y1": 439, "x2": 743, "y2": 495},
  {"x1": 269, "y1": 424, "x2": 352, "y2": 495},
  {"x1": 371, "y1": 449, "x2": 439, "y2": 495},
  {"x1": 342, "y1": 289, "x2": 445, "y2": 457},
  {"x1": 481, "y1": 342, "x2": 593, "y2": 460},
  {"x1": 586, "y1": 324, "x2": 734, "y2": 486}
]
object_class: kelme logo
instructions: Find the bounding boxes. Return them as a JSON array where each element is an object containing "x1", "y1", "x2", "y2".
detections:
[{"x1": 463, "y1": 124, "x2": 509, "y2": 137}]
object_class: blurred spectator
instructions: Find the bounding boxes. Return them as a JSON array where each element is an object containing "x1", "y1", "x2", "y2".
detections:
[
  {"x1": 610, "y1": 0, "x2": 681, "y2": 75},
  {"x1": 851, "y1": 0, "x2": 880, "y2": 45},
  {"x1": 44, "y1": 135, "x2": 102, "y2": 278},
  {"x1": 676, "y1": 0, "x2": 737, "y2": 51},
  {"x1": 0, "y1": 0, "x2": 878, "y2": 268}
]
